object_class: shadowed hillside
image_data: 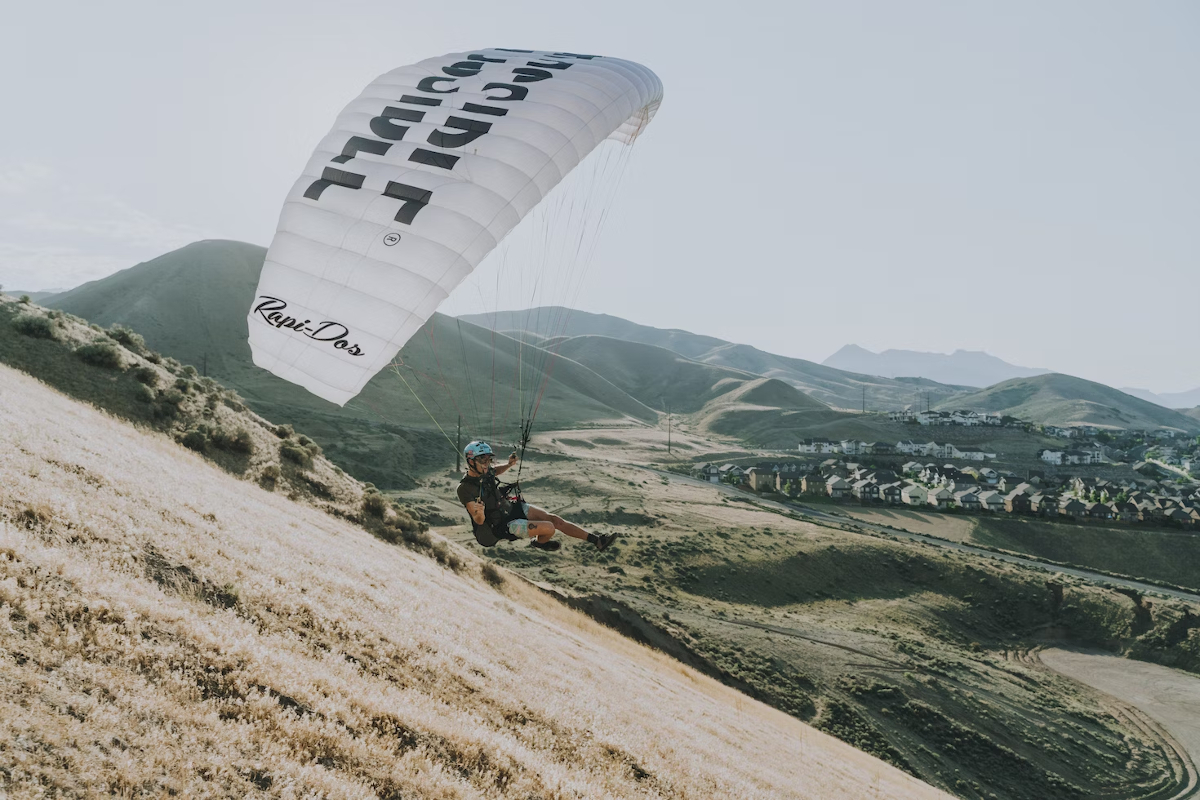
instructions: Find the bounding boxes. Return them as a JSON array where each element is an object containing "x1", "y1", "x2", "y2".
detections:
[
  {"x1": 936, "y1": 373, "x2": 1200, "y2": 432},
  {"x1": 0, "y1": 361, "x2": 949, "y2": 799},
  {"x1": 461, "y1": 306, "x2": 969, "y2": 410}
]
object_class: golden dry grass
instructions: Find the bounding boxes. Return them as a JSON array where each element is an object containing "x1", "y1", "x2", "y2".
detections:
[{"x1": 0, "y1": 362, "x2": 949, "y2": 799}]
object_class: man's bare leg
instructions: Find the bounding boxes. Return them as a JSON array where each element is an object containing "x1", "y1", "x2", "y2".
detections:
[{"x1": 526, "y1": 505, "x2": 589, "y2": 541}]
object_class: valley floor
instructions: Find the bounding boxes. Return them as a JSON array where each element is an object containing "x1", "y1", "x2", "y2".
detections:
[{"x1": 413, "y1": 424, "x2": 1200, "y2": 799}]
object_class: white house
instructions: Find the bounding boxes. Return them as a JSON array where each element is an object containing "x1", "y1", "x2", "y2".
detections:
[
  {"x1": 1041, "y1": 450, "x2": 1065, "y2": 465},
  {"x1": 947, "y1": 444, "x2": 996, "y2": 461}
]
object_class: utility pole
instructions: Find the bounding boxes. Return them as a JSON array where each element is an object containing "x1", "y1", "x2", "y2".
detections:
[
  {"x1": 862, "y1": 385, "x2": 866, "y2": 414},
  {"x1": 202, "y1": 352, "x2": 208, "y2": 377},
  {"x1": 455, "y1": 415, "x2": 462, "y2": 472},
  {"x1": 667, "y1": 401, "x2": 672, "y2": 455}
]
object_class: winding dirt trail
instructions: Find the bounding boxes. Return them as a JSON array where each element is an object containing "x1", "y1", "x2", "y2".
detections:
[{"x1": 1038, "y1": 648, "x2": 1200, "y2": 800}]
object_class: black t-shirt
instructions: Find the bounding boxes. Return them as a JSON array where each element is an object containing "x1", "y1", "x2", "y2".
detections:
[{"x1": 457, "y1": 472, "x2": 522, "y2": 546}]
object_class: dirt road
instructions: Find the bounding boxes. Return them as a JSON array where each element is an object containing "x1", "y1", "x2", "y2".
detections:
[{"x1": 1040, "y1": 648, "x2": 1200, "y2": 799}]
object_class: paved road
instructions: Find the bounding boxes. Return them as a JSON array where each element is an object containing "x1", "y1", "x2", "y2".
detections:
[{"x1": 647, "y1": 468, "x2": 1200, "y2": 605}]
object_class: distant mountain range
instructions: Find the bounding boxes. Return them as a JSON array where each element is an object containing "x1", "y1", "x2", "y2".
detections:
[
  {"x1": 823, "y1": 344, "x2": 1050, "y2": 388},
  {"x1": 1119, "y1": 386, "x2": 1200, "y2": 411},
  {"x1": 459, "y1": 309, "x2": 970, "y2": 412},
  {"x1": 935, "y1": 374, "x2": 1199, "y2": 433}
]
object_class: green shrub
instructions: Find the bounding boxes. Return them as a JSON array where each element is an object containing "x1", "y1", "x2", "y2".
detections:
[
  {"x1": 145, "y1": 351, "x2": 162, "y2": 364},
  {"x1": 133, "y1": 366, "x2": 159, "y2": 387},
  {"x1": 163, "y1": 389, "x2": 186, "y2": 406},
  {"x1": 280, "y1": 442, "x2": 313, "y2": 468},
  {"x1": 182, "y1": 365, "x2": 198, "y2": 378},
  {"x1": 76, "y1": 342, "x2": 124, "y2": 369},
  {"x1": 230, "y1": 430, "x2": 254, "y2": 454},
  {"x1": 261, "y1": 464, "x2": 281, "y2": 481},
  {"x1": 108, "y1": 325, "x2": 145, "y2": 352},
  {"x1": 179, "y1": 428, "x2": 208, "y2": 452},
  {"x1": 12, "y1": 314, "x2": 56, "y2": 339},
  {"x1": 174, "y1": 377, "x2": 193, "y2": 394},
  {"x1": 135, "y1": 385, "x2": 156, "y2": 403},
  {"x1": 210, "y1": 427, "x2": 254, "y2": 454},
  {"x1": 363, "y1": 492, "x2": 387, "y2": 518},
  {"x1": 19, "y1": 295, "x2": 31, "y2": 304},
  {"x1": 274, "y1": 424, "x2": 294, "y2": 439}
]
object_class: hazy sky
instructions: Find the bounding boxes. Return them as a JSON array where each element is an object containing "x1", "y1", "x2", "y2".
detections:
[{"x1": 2, "y1": 2, "x2": 1196, "y2": 392}]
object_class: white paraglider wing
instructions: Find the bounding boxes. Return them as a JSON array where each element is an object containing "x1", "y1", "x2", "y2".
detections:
[{"x1": 248, "y1": 48, "x2": 662, "y2": 405}]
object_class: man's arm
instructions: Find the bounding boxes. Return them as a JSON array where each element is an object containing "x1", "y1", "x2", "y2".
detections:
[
  {"x1": 465, "y1": 500, "x2": 486, "y2": 526},
  {"x1": 494, "y1": 453, "x2": 519, "y2": 476}
]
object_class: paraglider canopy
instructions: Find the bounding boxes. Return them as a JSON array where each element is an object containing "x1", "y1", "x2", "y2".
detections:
[{"x1": 248, "y1": 48, "x2": 662, "y2": 406}]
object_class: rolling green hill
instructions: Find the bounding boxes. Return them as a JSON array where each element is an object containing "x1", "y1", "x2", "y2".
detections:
[
  {"x1": 460, "y1": 307, "x2": 730, "y2": 359},
  {"x1": 461, "y1": 306, "x2": 969, "y2": 411},
  {"x1": 936, "y1": 373, "x2": 1200, "y2": 433},
  {"x1": 1184, "y1": 407, "x2": 1200, "y2": 422},
  {"x1": 44, "y1": 241, "x2": 657, "y2": 487},
  {"x1": 551, "y1": 335, "x2": 791, "y2": 414}
]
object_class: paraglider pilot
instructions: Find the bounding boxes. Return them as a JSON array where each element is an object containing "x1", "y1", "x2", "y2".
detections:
[{"x1": 457, "y1": 441, "x2": 618, "y2": 553}]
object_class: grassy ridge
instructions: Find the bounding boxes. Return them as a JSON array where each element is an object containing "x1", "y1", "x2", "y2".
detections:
[
  {"x1": 1, "y1": 363, "x2": 938, "y2": 799},
  {"x1": 936, "y1": 373, "x2": 1200, "y2": 432},
  {"x1": 461, "y1": 305, "x2": 970, "y2": 411}
]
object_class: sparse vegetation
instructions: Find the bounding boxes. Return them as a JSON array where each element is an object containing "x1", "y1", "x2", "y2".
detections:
[
  {"x1": 75, "y1": 340, "x2": 124, "y2": 369},
  {"x1": 11, "y1": 313, "x2": 56, "y2": 340}
]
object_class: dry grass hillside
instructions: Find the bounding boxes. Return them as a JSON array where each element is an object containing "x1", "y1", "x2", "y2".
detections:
[{"x1": 0, "y1": 363, "x2": 948, "y2": 798}]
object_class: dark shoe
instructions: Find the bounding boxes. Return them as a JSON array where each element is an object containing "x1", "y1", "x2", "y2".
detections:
[
  {"x1": 595, "y1": 532, "x2": 619, "y2": 552},
  {"x1": 529, "y1": 539, "x2": 562, "y2": 552}
]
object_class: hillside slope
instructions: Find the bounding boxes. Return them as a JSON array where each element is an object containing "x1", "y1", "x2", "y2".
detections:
[
  {"x1": 936, "y1": 373, "x2": 1200, "y2": 432},
  {"x1": 461, "y1": 306, "x2": 968, "y2": 410},
  {"x1": 44, "y1": 242, "x2": 657, "y2": 487},
  {"x1": 0, "y1": 362, "x2": 946, "y2": 799},
  {"x1": 459, "y1": 307, "x2": 730, "y2": 359},
  {"x1": 690, "y1": 377, "x2": 848, "y2": 446},
  {"x1": 550, "y1": 335, "x2": 828, "y2": 415}
]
